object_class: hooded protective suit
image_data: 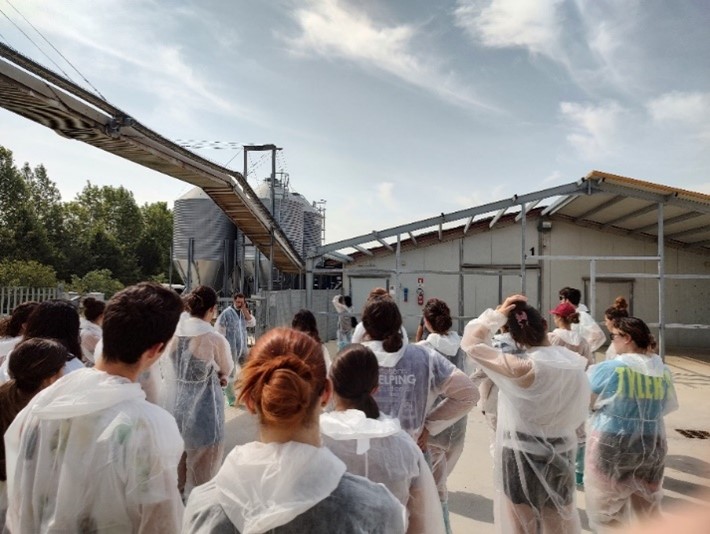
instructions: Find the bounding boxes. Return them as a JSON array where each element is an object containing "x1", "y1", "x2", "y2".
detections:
[
  {"x1": 362, "y1": 340, "x2": 477, "y2": 441},
  {"x1": 417, "y1": 332, "x2": 474, "y2": 502},
  {"x1": 80, "y1": 318, "x2": 102, "y2": 365},
  {"x1": 585, "y1": 353, "x2": 677, "y2": 529},
  {"x1": 548, "y1": 328, "x2": 592, "y2": 368},
  {"x1": 462, "y1": 309, "x2": 590, "y2": 534},
  {"x1": 574, "y1": 304, "x2": 606, "y2": 352},
  {"x1": 161, "y1": 315, "x2": 233, "y2": 498},
  {"x1": 321, "y1": 409, "x2": 444, "y2": 534},
  {"x1": 182, "y1": 441, "x2": 406, "y2": 534},
  {"x1": 4, "y1": 368, "x2": 184, "y2": 533}
]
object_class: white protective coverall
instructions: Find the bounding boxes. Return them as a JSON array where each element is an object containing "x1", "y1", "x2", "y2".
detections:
[
  {"x1": 93, "y1": 338, "x2": 163, "y2": 404},
  {"x1": 417, "y1": 332, "x2": 473, "y2": 502},
  {"x1": 585, "y1": 353, "x2": 678, "y2": 530},
  {"x1": 4, "y1": 368, "x2": 184, "y2": 533},
  {"x1": 161, "y1": 315, "x2": 233, "y2": 498},
  {"x1": 362, "y1": 340, "x2": 477, "y2": 441},
  {"x1": 548, "y1": 328, "x2": 593, "y2": 368},
  {"x1": 0, "y1": 336, "x2": 21, "y2": 368},
  {"x1": 79, "y1": 318, "x2": 102, "y2": 365},
  {"x1": 574, "y1": 304, "x2": 606, "y2": 352},
  {"x1": 462, "y1": 309, "x2": 590, "y2": 534},
  {"x1": 320, "y1": 409, "x2": 444, "y2": 534},
  {"x1": 182, "y1": 440, "x2": 406, "y2": 534},
  {"x1": 0, "y1": 351, "x2": 83, "y2": 385},
  {"x1": 351, "y1": 323, "x2": 410, "y2": 345}
]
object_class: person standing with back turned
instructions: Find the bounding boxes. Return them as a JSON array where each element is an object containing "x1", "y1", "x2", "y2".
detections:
[
  {"x1": 4, "y1": 282, "x2": 185, "y2": 533},
  {"x1": 216, "y1": 291, "x2": 255, "y2": 405}
]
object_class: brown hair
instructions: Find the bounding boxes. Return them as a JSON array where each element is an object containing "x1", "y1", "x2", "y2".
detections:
[
  {"x1": 330, "y1": 344, "x2": 380, "y2": 419},
  {"x1": 185, "y1": 285, "x2": 217, "y2": 318},
  {"x1": 238, "y1": 327, "x2": 326, "y2": 427},
  {"x1": 6, "y1": 301, "x2": 39, "y2": 338},
  {"x1": 605, "y1": 296, "x2": 629, "y2": 321},
  {"x1": 423, "y1": 298, "x2": 453, "y2": 334},
  {"x1": 506, "y1": 301, "x2": 547, "y2": 347},
  {"x1": 83, "y1": 297, "x2": 106, "y2": 322},
  {"x1": 613, "y1": 316, "x2": 656, "y2": 351},
  {"x1": 23, "y1": 300, "x2": 82, "y2": 360},
  {"x1": 8, "y1": 338, "x2": 67, "y2": 393},
  {"x1": 362, "y1": 298, "x2": 403, "y2": 352},
  {"x1": 291, "y1": 309, "x2": 321, "y2": 344}
]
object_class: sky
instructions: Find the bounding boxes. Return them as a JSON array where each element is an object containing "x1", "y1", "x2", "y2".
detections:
[{"x1": 1, "y1": 0, "x2": 709, "y2": 244}]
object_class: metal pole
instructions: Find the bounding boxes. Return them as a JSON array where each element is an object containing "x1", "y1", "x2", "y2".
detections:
[
  {"x1": 306, "y1": 257, "x2": 315, "y2": 309},
  {"x1": 520, "y1": 203, "x2": 527, "y2": 294},
  {"x1": 395, "y1": 234, "x2": 401, "y2": 305},
  {"x1": 168, "y1": 243, "x2": 173, "y2": 286},
  {"x1": 223, "y1": 238, "x2": 230, "y2": 296},
  {"x1": 458, "y1": 239, "x2": 465, "y2": 333},
  {"x1": 590, "y1": 258, "x2": 597, "y2": 320},
  {"x1": 268, "y1": 148, "x2": 276, "y2": 291},
  {"x1": 186, "y1": 238, "x2": 194, "y2": 290},
  {"x1": 657, "y1": 203, "x2": 666, "y2": 359}
]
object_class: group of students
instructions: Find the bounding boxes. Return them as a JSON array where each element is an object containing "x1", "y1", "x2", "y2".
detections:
[{"x1": 0, "y1": 281, "x2": 677, "y2": 533}]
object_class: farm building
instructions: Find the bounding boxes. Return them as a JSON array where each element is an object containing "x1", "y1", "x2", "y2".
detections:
[{"x1": 307, "y1": 171, "x2": 710, "y2": 353}]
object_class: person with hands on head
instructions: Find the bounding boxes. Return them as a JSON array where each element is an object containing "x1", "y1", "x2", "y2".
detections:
[
  {"x1": 182, "y1": 327, "x2": 406, "y2": 534},
  {"x1": 461, "y1": 295, "x2": 590, "y2": 534},
  {"x1": 216, "y1": 291, "x2": 256, "y2": 406},
  {"x1": 162, "y1": 285, "x2": 233, "y2": 501}
]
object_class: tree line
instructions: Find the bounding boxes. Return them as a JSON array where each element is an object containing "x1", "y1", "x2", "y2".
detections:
[{"x1": 0, "y1": 145, "x2": 173, "y2": 296}]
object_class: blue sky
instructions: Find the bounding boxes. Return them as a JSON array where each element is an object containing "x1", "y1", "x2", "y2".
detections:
[{"x1": 1, "y1": 0, "x2": 709, "y2": 243}]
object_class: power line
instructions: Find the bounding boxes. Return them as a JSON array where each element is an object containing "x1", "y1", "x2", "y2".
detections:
[
  {"x1": 4, "y1": 0, "x2": 108, "y2": 101},
  {"x1": 0, "y1": 4, "x2": 74, "y2": 81}
]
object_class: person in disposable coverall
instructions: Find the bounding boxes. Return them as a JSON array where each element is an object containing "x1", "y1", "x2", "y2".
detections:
[
  {"x1": 602, "y1": 296, "x2": 629, "y2": 359},
  {"x1": 4, "y1": 282, "x2": 185, "y2": 534},
  {"x1": 292, "y1": 308, "x2": 332, "y2": 371},
  {"x1": 182, "y1": 327, "x2": 406, "y2": 534},
  {"x1": 585, "y1": 316, "x2": 677, "y2": 531},
  {"x1": 79, "y1": 296, "x2": 105, "y2": 365},
  {"x1": 0, "y1": 339, "x2": 65, "y2": 529},
  {"x1": 162, "y1": 285, "x2": 233, "y2": 500},
  {"x1": 0, "y1": 301, "x2": 38, "y2": 369},
  {"x1": 558, "y1": 287, "x2": 606, "y2": 353},
  {"x1": 548, "y1": 300, "x2": 593, "y2": 486},
  {"x1": 416, "y1": 298, "x2": 470, "y2": 532},
  {"x1": 332, "y1": 294, "x2": 354, "y2": 351},
  {"x1": 360, "y1": 297, "x2": 478, "y2": 532},
  {"x1": 461, "y1": 295, "x2": 590, "y2": 534},
  {"x1": 321, "y1": 344, "x2": 444, "y2": 534},
  {"x1": 351, "y1": 287, "x2": 410, "y2": 345},
  {"x1": 216, "y1": 291, "x2": 255, "y2": 405}
]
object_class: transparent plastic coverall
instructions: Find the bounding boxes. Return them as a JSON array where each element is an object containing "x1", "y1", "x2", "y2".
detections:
[
  {"x1": 321, "y1": 409, "x2": 445, "y2": 534},
  {"x1": 462, "y1": 309, "x2": 590, "y2": 534},
  {"x1": 585, "y1": 353, "x2": 678, "y2": 530},
  {"x1": 182, "y1": 440, "x2": 406, "y2": 534}
]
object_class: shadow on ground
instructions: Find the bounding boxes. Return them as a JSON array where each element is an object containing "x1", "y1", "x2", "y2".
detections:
[
  {"x1": 665, "y1": 455, "x2": 710, "y2": 478},
  {"x1": 448, "y1": 491, "x2": 494, "y2": 523}
]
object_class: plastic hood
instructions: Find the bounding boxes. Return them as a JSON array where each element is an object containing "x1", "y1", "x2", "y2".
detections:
[
  {"x1": 361, "y1": 340, "x2": 405, "y2": 367},
  {"x1": 29, "y1": 368, "x2": 145, "y2": 420},
  {"x1": 215, "y1": 441, "x2": 346, "y2": 534},
  {"x1": 422, "y1": 332, "x2": 461, "y2": 356},
  {"x1": 613, "y1": 353, "x2": 666, "y2": 377},
  {"x1": 175, "y1": 315, "x2": 214, "y2": 337},
  {"x1": 320, "y1": 410, "x2": 401, "y2": 454},
  {"x1": 551, "y1": 328, "x2": 585, "y2": 346}
]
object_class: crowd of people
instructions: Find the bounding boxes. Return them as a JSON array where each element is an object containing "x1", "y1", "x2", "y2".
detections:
[{"x1": 0, "y1": 282, "x2": 679, "y2": 533}]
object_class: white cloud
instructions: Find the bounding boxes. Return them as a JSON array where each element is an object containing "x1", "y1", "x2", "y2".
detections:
[
  {"x1": 647, "y1": 91, "x2": 710, "y2": 123},
  {"x1": 543, "y1": 170, "x2": 563, "y2": 184},
  {"x1": 454, "y1": 0, "x2": 563, "y2": 56},
  {"x1": 377, "y1": 181, "x2": 399, "y2": 211},
  {"x1": 285, "y1": 0, "x2": 496, "y2": 111},
  {"x1": 559, "y1": 101, "x2": 624, "y2": 160}
]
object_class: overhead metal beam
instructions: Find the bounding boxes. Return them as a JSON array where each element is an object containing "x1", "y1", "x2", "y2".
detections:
[
  {"x1": 591, "y1": 180, "x2": 710, "y2": 215},
  {"x1": 633, "y1": 212, "x2": 704, "y2": 234},
  {"x1": 515, "y1": 200, "x2": 541, "y2": 222},
  {"x1": 314, "y1": 180, "x2": 590, "y2": 257},
  {"x1": 353, "y1": 245, "x2": 373, "y2": 256},
  {"x1": 463, "y1": 216, "x2": 474, "y2": 235},
  {"x1": 372, "y1": 232, "x2": 394, "y2": 251},
  {"x1": 438, "y1": 214, "x2": 444, "y2": 241},
  {"x1": 574, "y1": 195, "x2": 625, "y2": 221},
  {"x1": 541, "y1": 194, "x2": 579, "y2": 216},
  {"x1": 489, "y1": 207, "x2": 508, "y2": 229},
  {"x1": 408, "y1": 231, "x2": 418, "y2": 246},
  {"x1": 324, "y1": 251, "x2": 353, "y2": 263},
  {"x1": 601, "y1": 202, "x2": 657, "y2": 229},
  {"x1": 667, "y1": 225, "x2": 710, "y2": 239}
]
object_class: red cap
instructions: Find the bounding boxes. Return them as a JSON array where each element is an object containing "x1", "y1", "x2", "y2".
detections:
[{"x1": 550, "y1": 301, "x2": 576, "y2": 317}]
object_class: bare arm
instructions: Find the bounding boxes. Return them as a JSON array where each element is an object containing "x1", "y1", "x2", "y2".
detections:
[{"x1": 425, "y1": 369, "x2": 479, "y2": 436}]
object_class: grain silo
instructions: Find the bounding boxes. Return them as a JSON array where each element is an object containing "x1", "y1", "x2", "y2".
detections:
[{"x1": 172, "y1": 187, "x2": 237, "y2": 293}]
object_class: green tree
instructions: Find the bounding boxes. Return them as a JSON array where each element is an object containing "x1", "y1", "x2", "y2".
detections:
[
  {"x1": 0, "y1": 147, "x2": 52, "y2": 263},
  {"x1": 68, "y1": 269, "x2": 124, "y2": 299},
  {"x1": 0, "y1": 259, "x2": 58, "y2": 287},
  {"x1": 63, "y1": 182, "x2": 143, "y2": 284},
  {"x1": 136, "y1": 202, "x2": 173, "y2": 279}
]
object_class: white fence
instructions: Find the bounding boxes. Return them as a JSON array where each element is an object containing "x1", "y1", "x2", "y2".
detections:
[{"x1": 0, "y1": 286, "x2": 60, "y2": 316}]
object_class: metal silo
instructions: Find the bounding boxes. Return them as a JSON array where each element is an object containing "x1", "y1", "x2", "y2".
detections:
[
  {"x1": 303, "y1": 199, "x2": 322, "y2": 257},
  {"x1": 173, "y1": 187, "x2": 237, "y2": 292}
]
